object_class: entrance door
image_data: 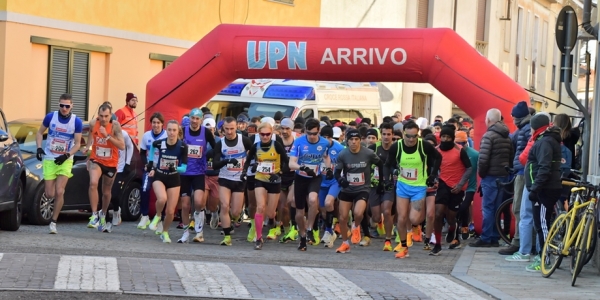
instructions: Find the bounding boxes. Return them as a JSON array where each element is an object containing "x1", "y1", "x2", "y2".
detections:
[{"x1": 412, "y1": 92, "x2": 432, "y2": 120}]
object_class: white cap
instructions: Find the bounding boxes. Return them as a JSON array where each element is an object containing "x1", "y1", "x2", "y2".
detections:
[
  {"x1": 203, "y1": 118, "x2": 216, "y2": 128},
  {"x1": 332, "y1": 127, "x2": 342, "y2": 138},
  {"x1": 416, "y1": 117, "x2": 428, "y2": 130},
  {"x1": 261, "y1": 116, "x2": 275, "y2": 126}
]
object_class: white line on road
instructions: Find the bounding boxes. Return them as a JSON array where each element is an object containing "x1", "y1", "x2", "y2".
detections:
[
  {"x1": 282, "y1": 266, "x2": 371, "y2": 300},
  {"x1": 0, "y1": 253, "x2": 3, "y2": 262},
  {"x1": 173, "y1": 260, "x2": 251, "y2": 298},
  {"x1": 54, "y1": 255, "x2": 120, "y2": 291},
  {"x1": 388, "y1": 272, "x2": 485, "y2": 300}
]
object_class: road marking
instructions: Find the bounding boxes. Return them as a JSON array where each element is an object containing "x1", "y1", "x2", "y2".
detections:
[
  {"x1": 173, "y1": 260, "x2": 250, "y2": 298},
  {"x1": 54, "y1": 255, "x2": 120, "y2": 291},
  {"x1": 282, "y1": 266, "x2": 370, "y2": 299},
  {"x1": 0, "y1": 253, "x2": 3, "y2": 262},
  {"x1": 388, "y1": 272, "x2": 486, "y2": 299}
]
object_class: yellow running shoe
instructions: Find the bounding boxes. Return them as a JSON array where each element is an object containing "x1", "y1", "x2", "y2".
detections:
[
  {"x1": 383, "y1": 240, "x2": 392, "y2": 251},
  {"x1": 274, "y1": 226, "x2": 281, "y2": 236},
  {"x1": 312, "y1": 229, "x2": 321, "y2": 246},
  {"x1": 407, "y1": 232, "x2": 413, "y2": 248},
  {"x1": 220, "y1": 235, "x2": 232, "y2": 246},
  {"x1": 247, "y1": 219, "x2": 256, "y2": 242},
  {"x1": 267, "y1": 228, "x2": 278, "y2": 240},
  {"x1": 394, "y1": 246, "x2": 409, "y2": 259},
  {"x1": 359, "y1": 236, "x2": 371, "y2": 246},
  {"x1": 394, "y1": 243, "x2": 403, "y2": 252},
  {"x1": 376, "y1": 221, "x2": 385, "y2": 236},
  {"x1": 189, "y1": 220, "x2": 195, "y2": 231}
]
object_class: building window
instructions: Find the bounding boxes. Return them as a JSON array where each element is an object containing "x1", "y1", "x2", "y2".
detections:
[
  {"x1": 515, "y1": 7, "x2": 524, "y2": 82},
  {"x1": 476, "y1": 0, "x2": 487, "y2": 41},
  {"x1": 149, "y1": 53, "x2": 179, "y2": 69},
  {"x1": 541, "y1": 21, "x2": 548, "y2": 66},
  {"x1": 417, "y1": 0, "x2": 429, "y2": 28},
  {"x1": 48, "y1": 47, "x2": 90, "y2": 120}
]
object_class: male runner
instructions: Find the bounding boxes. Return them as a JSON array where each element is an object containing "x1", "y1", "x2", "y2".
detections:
[
  {"x1": 318, "y1": 126, "x2": 345, "y2": 248},
  {"x1": 383, "y1": 121, "x2": 440, "y2": 258},
  {"x1": 177, "y1": 108, "x2": 216, "y2": 243},
  {"x1": 288, "y1": 118, "x2": 333, "y2": 250},
  {"x1": 36, "y1": 93, "x2": 83, "y2": 234},
  {"x1": 87, "y1": 104, "x2": 125, "y2": 231},
  {"x1": 431, "y1": 126, "x2": 472, "y2": 255},
  {"x1": 334, "y1": 129, "x2": 385, "y2": 253},
  {"x1": 212, "y1": 116, "x2": 253, "y2": 246},
  {"x1": 104, "y1": 130, "x2": 134, "y2": 232},
  {"x1": 278, "y1": 117, "x2": 299, "y2": 243}
]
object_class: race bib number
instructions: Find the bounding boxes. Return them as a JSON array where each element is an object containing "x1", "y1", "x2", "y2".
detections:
[
  {"x1": 159, "y1": 158, "x2": 178, "y2": 171},
  {"x1": 400, "y1": 167, "x2": 418, "y2": 181},
  {"x1": 227, "y1": 158, "x2": 245, "y2": 171},
  {"x1": 257, "y1": 162, "x2": 274, "y2": 174},
  {"x1": 299, "y1": 164, "x2": 319, "y2": 176},
  {"x1": 347, "y1": 173, "x2": 365, "y2": 185},
  {"x1": 50, "y1": 139, "x2": 68, "y2": 154},
  {"x1": 320, "y1": 163, "x2": 329, "y2": 174},
  {"x1": 188, "y1": 145, "x2": 202, "y2": 159},
  {"x1": 207, "y1": 160, "x2": 213, "y2": 170},
  {"x1": 373, "y1": 167, "x2": 380, "y2": 180},
  {"x1": 95, "y1": 146, "x2": 112, "y2": 158}
]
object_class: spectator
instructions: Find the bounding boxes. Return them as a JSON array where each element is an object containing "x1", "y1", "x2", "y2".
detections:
[
  {"x1": 500, "y1": 101, "x2": 532, "y2": 256},
  {"x1": 348, "y1": 121, "x2": 357, "y2": 129},
  {"x1": 470, "y1": 108, "x2": 513, "y2": 248},
  {"x1": 446, "y1": 118, "x2": 459, "y2": 130},
  {"x1": 553, "y1": 114, "x2": 579, "y2": 169},
  {"x1": 433, "y1": 115, "x2": 443, "y2": 123},
  {"x1": 114, "y1": 92, "x2": 139, "y2": 144}
]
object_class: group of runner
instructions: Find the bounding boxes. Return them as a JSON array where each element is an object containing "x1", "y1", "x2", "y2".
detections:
[{"x1": 38, "y1": 94, "x2": 480, "y2": 259}]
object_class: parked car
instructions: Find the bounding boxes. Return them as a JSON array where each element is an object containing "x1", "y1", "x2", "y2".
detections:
[
  {"x1": 8, "y1": 119, "x2": 143, "y2": 225},
  {"x1": 0, "y1": 110, "x2": 25, "y2": 231}
]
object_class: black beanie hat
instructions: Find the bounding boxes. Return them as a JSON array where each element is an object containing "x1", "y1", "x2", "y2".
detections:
[
  {"x1": 273, "y1": 111, "x2": 284, "y2": 121},
  {"x1": 440, "y1": 125, "x2": 456, "y2": 140}
]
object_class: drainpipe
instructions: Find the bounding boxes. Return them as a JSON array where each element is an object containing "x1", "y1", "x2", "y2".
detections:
[{"x1": 583, "y1": 0, "x2": 598, "y2": 39}]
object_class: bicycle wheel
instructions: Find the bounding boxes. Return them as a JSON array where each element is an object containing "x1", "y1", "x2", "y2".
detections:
[
  {"x1": 495, "y1": 198, "x2": 513, "y2": 245},
  {"x1": 583, "y1": 215, "x2": 597, "y2": 266},
  {"x1": 541, "y1": 213, "x2": 568, "y2": 278},
  {"x1": 571, "y1": 214, "x2": 595, "y2": 286}
]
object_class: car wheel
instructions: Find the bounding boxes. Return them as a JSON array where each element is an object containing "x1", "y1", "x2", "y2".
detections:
[
  {"x1": 0, "y1": 179, "x2": 23, "y2": 231},
  {"x1": 120, "y1": 182, "x2": 141, "y2": 221},
  {"x1": 29, "y1": 186, "x2": 53, "y2": 225}
]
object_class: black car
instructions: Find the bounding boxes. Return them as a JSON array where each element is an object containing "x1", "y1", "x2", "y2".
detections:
[
  {"x1": 8, "y1": 119, "x2": 143, "y2": 225},
  {"x1": 0, "y1": 110, "x2": 25, "y2": 231}
]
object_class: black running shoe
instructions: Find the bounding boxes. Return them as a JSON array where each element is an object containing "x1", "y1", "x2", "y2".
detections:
[
  {"x1": 254, "y1": 238, "x2": 263, "y2": 250},
  {"x1": 298, "y1": 236, "x2": 307, "y2": 251},
  {"x1": 429, "y1": 244, "x2": 442, "y2": 256},
  {"x1": 307, "y1": 230, "x2": 316, "y2": 245},
  {"x1": 445, "y1": 227, "x2": 455, "y2": 243}
]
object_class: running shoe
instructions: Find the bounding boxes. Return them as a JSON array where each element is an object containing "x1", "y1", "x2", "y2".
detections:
[
  {"x1": 394, "y1": 226, "x2": 400, "y2": 243},
  {"x1": 359, "y1": 236, "x2": 371, "y2": 246},
  {"x1": 193, "y1": 231, "x2": 204, "y2": 243},
  {"x1": 189, "y1": 220, "x2": 195, "y2": 231},
  {"x1": 247, "y1": 220, "x2": 256, "y2": 242},
  {"x1": 446, "y1": 227, "x2": 455, "y2": 243},
  {"x1": 525, "y1": 255, "x2": 541, "y2": 272},
  {"x1": 336, "y1": 242, "x2": 351, "y2": 253},
  {"x1": 461, "y1": 226, "x2": 469, "y2": 240},
  {"x1": 161, "y1": 232, "x2": 171, "y2": 243},
  {"x1": 102, "y1": 223, "x2": 113, "y2": 233},
  {"x1": 376, "y1": 221, "x2": 385, "y2": 236},
  {"x1": 97, "y1": 216, "x2": 107, "y2": 232},
  {"x1": 112, "y1": 207, "x2": 122, "y2": 226},
  {"x1": 220, "y1": 236, "x2": 232, "y2": 246},
  {"x1": 274, "y1": 226, "x2": 281, "y2": 237},
  {"x1": 351, "y1": 226, "x2": 361, "y2": 244},
  {"x1": 449, "y1": 239, "x2": 461, "y2": 250},
  {"x1": 382, "y1": 240, "x2": 392, "y2": 251},
  {"x1": 322, "y1": 231, "x2": 336, "y2": 248},
  {"x1": 423, "y1": 242, "x2": 432, "y2": 251},
  {"x1": 429, "y1": 244, "x2": 442, "y2": 256},
  {"x1": 406, "y1": 232, "x2": 413, "y2": 247},
  {"x1": 280, "y1": 226, "x2": 298, "y2": 243},
  {"x1": 312, "y1": 229, "x2": 321, "y2": 246},
  {"x1": 307, "y1": 230, "x2": 317, "y2": 245},
  {"x1": 210, "y1": 212, "x2": 219, "y2": 230},
  {"x1": 394, "y1": 246, "x2": 409, "y2": 258},
  {"x1": 148, "y1": 216, "x2": 161, "y2": 231},
  {"x1": 193, "y1": 211, "x2": 205, "y2": 233},
  {"x1": 87, "y1": 214, "x2": 99, "y2": 228},
  {"x1": 334, "y1": 223, "x2": 341, "y2": 235},
  {"x1": 49, "y1": 222, "x2": 57, "y2": 234},
  {"x1": 137, "y1": 215, "x2": 150, "y2": 229},
  {"x1": 267, "y1": 228, "x2": 278, "y2": 240},
  {"x1": 505, "y1": 252, "x2": 531, "y2": 262},
  {"x1": 412, "y1": 226, "x2": 423, "y2": 242},
  {"x1": 155, "y1": 222, "x2": 163, "y2": 235},
  {"x1": 178, "y1": 230, "x2": 190, "y2": 243},
  {"x1": 177, "y1": 222, "x2": 184, "y2": 229},
  {"x1": 393, "y1": 243, "x2": 403, "y2": 252},
  {"x1": 298, "y1": 236, "x2": 307, "y2": 251},
  {"x1": 254, "y1": 238, "x2": 263, "y2": 250}
]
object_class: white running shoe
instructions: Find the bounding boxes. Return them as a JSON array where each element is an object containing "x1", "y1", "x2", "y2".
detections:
[
  {"x1": 155, "y1": 222, "x2": 163, "y2": 235},
  {"x1": 194, "y1": 211, "x2": 205, "y2": 233},
  {"x1": 112, "y1": 208, "x2": 122, "y2": 226},
  {"x1": 137, "y1": 215, "x2": 150, "y2": 229},
  {"x1": 431, "y1": 233, "x2": 437, "y2": 245},
  {"x1": 49, "y1": 222, "x2": 57, "y2": 234},
  {"x1": 323, "y1": 231, "x2": 336, "y2": 248},
  {"x1": 103, "y1": 223, "x2": 113, "y2": 233},
  {"x1": 193, "y1": 231, "x2": 204, "y2": 243},
  {"x1": 210, "y1": 212, "x2": 219, "y2": 230},
  {"x1": 177, "y1": 230, "x2": 190, "y2": 243},
  {"x1": 87, "y1": 213, "x2": 99, "y2": 228}
]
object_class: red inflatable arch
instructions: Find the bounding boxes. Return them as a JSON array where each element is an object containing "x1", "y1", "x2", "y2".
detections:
[{"x1": 145, "y1": 24, "x2": 528, "y2": 233}]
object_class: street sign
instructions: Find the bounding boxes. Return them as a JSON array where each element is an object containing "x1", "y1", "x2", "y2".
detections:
[{"x1": 555, "y1": 6, "x2": 578, "y2": 54}]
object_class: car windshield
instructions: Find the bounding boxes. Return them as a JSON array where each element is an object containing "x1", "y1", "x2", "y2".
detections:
[{"x1": 8, "y1": 121, "x2": 89, "y2": 154}]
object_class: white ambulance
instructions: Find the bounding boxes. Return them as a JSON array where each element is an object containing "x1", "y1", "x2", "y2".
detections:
[{"x1": 205, "y1": 79, "x2": 383, "y2": 124}]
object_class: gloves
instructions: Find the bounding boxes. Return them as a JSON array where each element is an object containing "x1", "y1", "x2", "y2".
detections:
[
  {"x1": 529, "y1": 190, "x2": 538, "y2": 202},
  {"x1": 300, "y1": 166, "x2": 317, "y2": 177},
  {"x1": 145, "y1": 162, "x2": 154, "y2": 172},
  {"x1": 228, "y1": 158, "x2": 239, "y2": 167},
  {"x1": 123, "y1": 164, "x2": 132, "y2": 174},
  {"x1": 54, "y1": 153, "x2": 70, "y2": 165},
  {"x1": 168, "y1": 164, "x2": 176, "y2": 173},
  {"x1": 269, "y1": 174, "x2": 281, "y2": 183},
  {"x1": 240, "y1": 173, "x2": 247, "y2": 182},
  {"x1": 426, "y1": 176, "x2": 436, "y2": 187},
  {"x1": 337, "y1": 177, "x2": 350, "y2": 188},
  {"x1": 36, "y1": 148, "x2": 45, "y2": 161},
  {"x1": 376, "y1": 182, "x2": 385, "y2": 195},
  {"x1": 250, "y1": 163, "x2": 258, "y2": 173},
  {"x1": 325, "y1": 168, "x2": 334, "y2": 180}
]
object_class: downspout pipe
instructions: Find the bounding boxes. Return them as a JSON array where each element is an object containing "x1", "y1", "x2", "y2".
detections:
[{"x1": 583, "y1": 0, "x2": 598, "y2": 39}]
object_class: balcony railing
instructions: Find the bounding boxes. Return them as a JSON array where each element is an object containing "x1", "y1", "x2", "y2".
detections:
[{"x1": 476, "y1": 40, "x2": 488, "y2": 57}]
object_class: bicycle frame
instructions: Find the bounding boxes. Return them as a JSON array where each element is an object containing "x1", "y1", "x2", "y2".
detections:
[{"x1": 555, "y1": 187, "x2": 597, "y2": 256}]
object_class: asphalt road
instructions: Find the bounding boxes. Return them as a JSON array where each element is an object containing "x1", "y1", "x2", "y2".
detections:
[{"x1": 0, "y1": 290, "x2": 222, "y2": 300}]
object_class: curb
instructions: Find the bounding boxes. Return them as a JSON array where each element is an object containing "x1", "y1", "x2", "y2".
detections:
[{"x1": 451, "y1": 246, "x2": 518, "y2": 300}]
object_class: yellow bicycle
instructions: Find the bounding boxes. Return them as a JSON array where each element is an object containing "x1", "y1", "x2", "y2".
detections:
[{"x1": 540, "y1": 182, "x2": 598, "y2": 286}]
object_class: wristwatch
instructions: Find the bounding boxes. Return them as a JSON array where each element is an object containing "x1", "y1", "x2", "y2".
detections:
[{"x1": 106, "y1": 135, "x2": 112, "y2": 140}]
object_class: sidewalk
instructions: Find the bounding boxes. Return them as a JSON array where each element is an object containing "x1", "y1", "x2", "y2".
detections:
[{"x1": 452, "y1": 246, "x2": 600, "y2": 300}]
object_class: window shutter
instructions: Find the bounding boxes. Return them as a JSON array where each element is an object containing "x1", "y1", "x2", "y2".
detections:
[
  {"x1": 49, "y1": 48, "x2": 69, "y2": 113},
  {"x1": 476, "y1": 0, "x2": 486, "y2": 41},
  {"x1": 71, "y1": 51, "x2": 89, "y2": 120},
  {"x1": 417, "y1": 0, "x2": 429, "y2": 28}
]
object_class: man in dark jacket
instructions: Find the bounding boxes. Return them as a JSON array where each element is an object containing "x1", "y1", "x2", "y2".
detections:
[
  {"x1": 471, "y1": 108, "x2": 513, "y2": 247},
  {"x1": 524, "y1": 113, "x2": 562, "y2": 272},
  {"x1": 500, "y1": 101, "x2": 532, "y2": 255}
]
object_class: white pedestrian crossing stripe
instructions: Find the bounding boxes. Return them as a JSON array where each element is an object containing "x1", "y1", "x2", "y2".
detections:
[
  {"x1": 388, "y1": 272, "x2": 485, "y2": 300},
  {"x1": 54, "y1": 255, "x2": 120, "y2": 291},
  {"x1": 173, "y1": 260, "x2": 251, "y2": 297},
  {"x1": 0, "y1": 253, "x2": 3, "y2": 262},
  {"x1": 282, "y1": 266, "x2": 370, "y2": 300}
]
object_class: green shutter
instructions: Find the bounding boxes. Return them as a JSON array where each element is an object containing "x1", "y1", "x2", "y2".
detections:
[
  {"x1": 47, "y1": 47, "x2": 90, "y2": 120},
  {"x1": 48, "y1": 48, "x2": 69, "y2": 113},
  {"x1": 71, "y1": 51, "x2": 89, "y2": 120}
]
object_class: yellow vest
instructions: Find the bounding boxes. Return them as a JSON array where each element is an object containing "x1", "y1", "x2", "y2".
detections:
[{"x1": 255, "y1": 141, "x2": 280, "y2": 182}]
